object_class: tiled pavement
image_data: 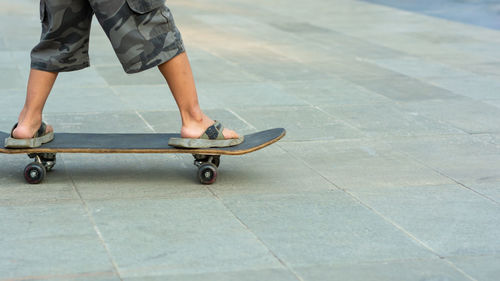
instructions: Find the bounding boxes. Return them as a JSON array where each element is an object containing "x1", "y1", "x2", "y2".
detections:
[{"x1": 0, "y1": 0, "x2": 499, "y2": 280}]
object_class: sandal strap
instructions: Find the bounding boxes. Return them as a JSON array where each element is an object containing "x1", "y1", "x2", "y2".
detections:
[
  {"x1": 201, "y1": 121, "x2": 225, "y2": 140},
  {"x1": 10, "y1": 122, "x2": 47, "y2": 138},
  {"x1": 35, "y1": 122, "x2": 47, "y2": 138},
  {"x1": 10, "y1": 123, "x2": 18, "y2": 136}
]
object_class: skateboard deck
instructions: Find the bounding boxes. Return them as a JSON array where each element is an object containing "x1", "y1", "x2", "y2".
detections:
[{"x1": 0, "y1": 128, "x2": 285, "y2": 184}]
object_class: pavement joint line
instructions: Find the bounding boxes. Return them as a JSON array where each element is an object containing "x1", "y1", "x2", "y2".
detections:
[
  {"x1": 225, "y1": 107, "x2": 257, "y2": 131},
  {"x1": 278, "y1": 142, "x2": 456, "y2": 259},
  {"x1": 204, "y1": 185, "x2": 305, "y2": 281},
  {"x1": 195, "y1": 45, "x2": 263, "y2": 82},
  {"x1": 62, "y1": 157, "x2": 124, "y2": 281},
  {"x1": 109, "y1": 81, "x2": 163, "y2": 133},
  {"x1": 134, "y1": 109, "x2": 156, "y2": 133},
  {"x1": 391, "y1": 146, "x2": 500, "y2": 205},
  {"x1": 440, "y1": 259, "x2": 479, "y2": 281},
  {"x1": 0, "y1": 270, "x2": 117, "y2": 281},
  {"x1": 312, "y1": 104, "x2": 368, "y2": 133},
  {"x1": 275, "y1": 145, "x2": 481, "y2": 281}
]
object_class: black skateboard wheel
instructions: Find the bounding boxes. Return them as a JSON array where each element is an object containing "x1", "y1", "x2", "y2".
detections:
[
  {"x1": 198, "y1": 163, "x2": 217, "y2": 185},
  {"x1": 24, "y1": 162, "x2": 46, "y2": 184}
]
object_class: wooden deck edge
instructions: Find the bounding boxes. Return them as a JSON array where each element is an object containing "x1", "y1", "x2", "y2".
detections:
[{"x1": 0, "y1": 130, "x2": 286, "y2": 156}]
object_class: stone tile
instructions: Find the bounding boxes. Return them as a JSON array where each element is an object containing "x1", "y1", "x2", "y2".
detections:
[
  {"x1": 86, "y1": 198, "x2": 283, "y2": 277},
  {"x1": 486, "y1": 133, "x2": 500, "y2": 150},
  {"x1": 0, "y1": 170, "x2": 78, "y2": 206},
  {"x1": 218, "y1": 48, "x2": 331, "y2": 82},
  {"x1": 367, "y1": 56, "x2": 470, "y2": 79},
  {"x1": 463, "y1": 182, "x2": 500, "y2": 203},
  {"x1": 0, "y1": 270, "x2": 120, "y2": 281},
  {"x1": 347, "y1": 75, "x2": 458, "y2": 102},
  {"x1": 234, "y1": 106, "x2": 364, "y2": 141},
  {"x1": 111, "y1": 85, "x2": 180, "y2": 112},
  {"x1": 0, "y1": 89, "x2": 27, "y2": 117},
  {"x1": 485, "y1": 99, "x2": 500, "y2": 109},
  {"x1": 426, "y1": 75, "x2": 500, "y2": 100},
  {"x1": 349, "y1": 184, "x2": 500, "y2": 256},
  {"x1": 398, "y1": 97, "x2": 500, "y2": 134},
  {"x1": 0, "y1": 66, "x2": 27, "y2": 90},
  {"x1": 458, "y1": 62, "x2": 500, "y2": 77},
  {"x1": 270, "y1": 21, "x2": 332, "y2": 34},
  {"x1": 295, "y1": 259, "x2": 469, "y2": 281},
  {"x1": 280, "y1": 140, "x2": 454, "y2": 189},
  {"x1": 196, "y1": 81, "x2": 308, "y2": 109},
  {"x1": 0, "y1": 38, "x2": 6, "y2": 51},
  {"x1": 52, "y1": 66, "x2": 109, "y2": 89},
  {"x1": 95, "y1": 66, "x2": 165, "y2": 86},
  {"x1": 362, "y1": 0, "x2": 500, "y2": 30},
  {"x1": 275, "y1": 78, "x2": 391, "y2": 106},
  {"x1": 0, "y1": 149, "x2": 77, "y2": 205},
  {"x1": 312, "y1": 57, "x2": 402, "y2": 81},
  {"x1": 448, "y1": 255, "x2": 500, "y2": 281},
  {"x1": 43, "y1": 87, "x2": 132, "y2": 114},
  {"x1": 43, "y1": 112, "x2": 150, "y2": 133},
  {"x1": 9, "y1": 51, "x2": 32, "y2": 72},
  {"x1": 387, "y1": 134, "x2": 500, "y2": 183},
  {"x1": 0, "y1": 51, "x2": 14, "y2": 66},
  {"x1": 190, "y1": 54, "x2": 260, "y2": 84},
  {"x1": 222, "y1": 191, "x2": 434, "y2": 266},
  {"x1": 320, "y1": 103, "x2": 466, "y2": 137},
  {"x1": 0, "y1": 202, "x2": 115, "y2": 279},
  {"x1": 63, "y1": 153, "x2": 212, "y2": 200},
  {"x1": 305, "y1": 30, "x2": 409, "y2": 61},
  {"x1": 210, "y1": 145, "x2": 334, "y2": 196},
  {"x1": 3, "y1": 35, "x2": 39, "y2": 52},
  {"x1": 123, "y1": 268, "x2": 297, "y2": 281}
]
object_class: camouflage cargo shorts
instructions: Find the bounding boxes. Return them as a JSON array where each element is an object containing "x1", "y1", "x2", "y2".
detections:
[{"x1": 31, "y1": 0, "x2": 185, "y2": 74}]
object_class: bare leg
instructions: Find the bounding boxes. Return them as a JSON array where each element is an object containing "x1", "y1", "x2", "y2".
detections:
[
  {"x1": 158, "y1": 52, "x2": 239, "y2": 139},
  {"x1": 13, "y1": 69, "x2": 57, "y2": 139}
]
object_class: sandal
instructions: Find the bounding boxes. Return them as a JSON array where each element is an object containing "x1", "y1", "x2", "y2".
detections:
[
  {"x1": 4, "y1": 122, "x2": 54, "y2": 148},
  {"x1": 168, "y1": 121, "x2": 244, "y2": 148}
]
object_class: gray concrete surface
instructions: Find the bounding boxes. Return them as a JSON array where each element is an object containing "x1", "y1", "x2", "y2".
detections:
[{"x1": 1, "y1": 0, "x2": 499, "y2": 280}]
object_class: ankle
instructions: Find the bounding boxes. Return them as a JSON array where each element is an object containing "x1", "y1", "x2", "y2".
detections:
[
  {"x1": 18, "y1": 113, "x2": 42, "y2": 128},
  {"x1": 181, "y1": 107, "x2": 206, "y2": 125}
]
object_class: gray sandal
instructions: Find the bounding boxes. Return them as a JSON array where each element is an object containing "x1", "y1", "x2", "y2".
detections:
[
  {"x1": 168, "y1": 121, "x2": 244, "y2": 148},
  {"x1": 4, "y1": 122, "x2": 54, "y2": 148}
]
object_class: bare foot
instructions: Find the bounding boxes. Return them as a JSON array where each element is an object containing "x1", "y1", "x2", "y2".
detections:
[
  {"x1": 180, "y1": 115, "x2": 239, "y2": 139},
  {"x1": 12, "y1": 121, "x2": 53, "y2": 139}
]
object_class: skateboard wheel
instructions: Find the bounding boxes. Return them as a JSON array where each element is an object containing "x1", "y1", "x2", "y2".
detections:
[
  {"x1": 198, "y1": 163, "x2": 217, "y2": 185},
  {"x1": 24, "y1": 162, "x2": 46, "y2": 184}
]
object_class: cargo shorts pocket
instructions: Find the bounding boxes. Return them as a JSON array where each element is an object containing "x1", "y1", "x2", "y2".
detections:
[{"x1": 126, "y1": 0, "x2": 166, "y2": 14}]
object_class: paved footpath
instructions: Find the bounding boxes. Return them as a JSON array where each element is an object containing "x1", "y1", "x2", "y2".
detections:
[{"x1": 1, "y1": 0, "x2": 499, "y2": 280}]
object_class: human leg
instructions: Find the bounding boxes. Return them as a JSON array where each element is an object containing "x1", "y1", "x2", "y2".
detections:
[
  {"x1": 93, "y1": 0, "x2": 239, "y2": 140},
  {"x1": 11, "y1": 0, "x2": 93, "y2": 141},
  {"x1": 158, "y1": 53, "x2": 239, "y2": 139},
  {"x1": 12, "y1": 69, "x2": 57, "y2": 139}
]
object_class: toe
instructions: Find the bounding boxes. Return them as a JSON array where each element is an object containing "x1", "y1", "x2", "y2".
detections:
[
  {"x1": 223, "y1": 128, "x2": 239, "y2": 139},
  {"x1": 46, "y1": 124, "x2": 54, "y2": 134}
]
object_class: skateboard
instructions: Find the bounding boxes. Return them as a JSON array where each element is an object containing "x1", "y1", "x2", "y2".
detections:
[{"x1": 0, "y1": 128, "x2": 285, "y2": 185}]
